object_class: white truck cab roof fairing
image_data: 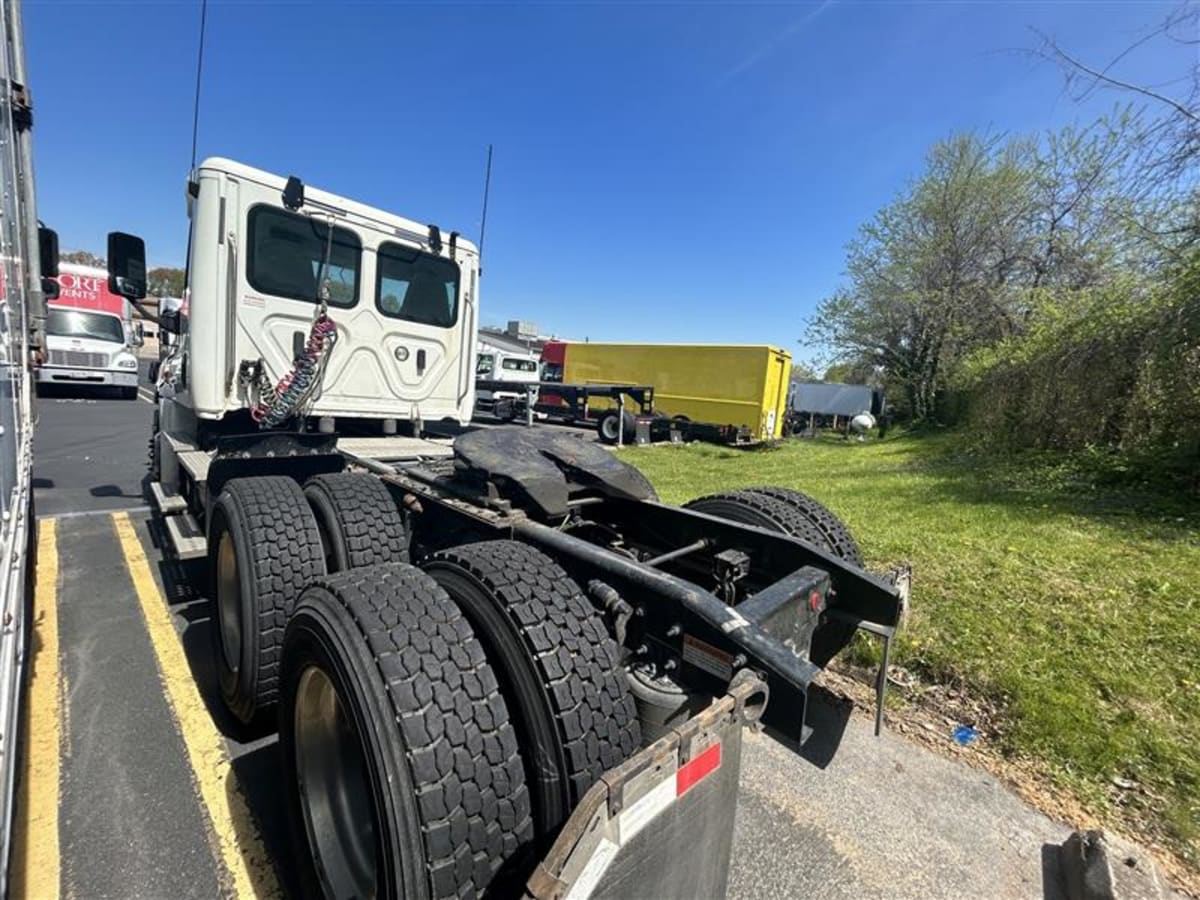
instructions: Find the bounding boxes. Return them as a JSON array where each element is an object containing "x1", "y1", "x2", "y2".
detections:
[{"x1": 183, "y1": 157, "x2": 479, "y2": 425}]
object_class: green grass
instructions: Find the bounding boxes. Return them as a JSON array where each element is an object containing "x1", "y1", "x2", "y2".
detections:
[{"x1": 620, "y1": 433, "x2": 1200, "y2": 865}]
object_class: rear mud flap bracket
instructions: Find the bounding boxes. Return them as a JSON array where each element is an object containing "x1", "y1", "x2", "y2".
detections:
[{"x1": 826, "y1": 610, "x2": 896, "y2": 737}]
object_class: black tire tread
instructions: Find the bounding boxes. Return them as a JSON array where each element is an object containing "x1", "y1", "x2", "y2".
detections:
[
  {"x1": 622, "y1": 465, "x2": 659, "y2": 502},
  {"x1": 425, "y1": 542, "x2": 641, "y2": 805},
  {"x1": 738, "y1": 486, "x2": 864, "y2": 565},
  {"x1": 685, "y1": 489, "x2": 828, "y2": 549},
  {"x1": 214, "y1": 476, "x2": 324, "y2": 719},
  {"x1": 290, "y1": 564, "x2": 533, "y2": 898},
  {"x1": 304, "y1": 472, "x2": 409, "y2": 570}
]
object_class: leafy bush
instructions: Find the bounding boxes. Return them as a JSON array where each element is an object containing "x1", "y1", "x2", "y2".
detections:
[{"x1": 957, "y1": 256, "x2": 1200, "y2": 488}]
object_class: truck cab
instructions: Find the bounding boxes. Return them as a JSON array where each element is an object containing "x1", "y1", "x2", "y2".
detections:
[
  {"x1": 475, "y1": 343, "x2": 541, "y2": 417},
  {"x1": 38, "y1": 264, "x2": 141, "y2": 398},
  {"x1": 156, "y1": 157, "x2": 479, "y2": 446}
]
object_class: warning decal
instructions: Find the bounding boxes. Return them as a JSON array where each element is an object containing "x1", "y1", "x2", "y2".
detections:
[{"x1": 681, "y1": 634, "x2": 734, "y2": 681}]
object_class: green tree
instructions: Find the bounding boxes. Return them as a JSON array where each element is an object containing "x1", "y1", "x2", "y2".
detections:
[
  {"x1": 1039, "y1": 4, "x2": 1199, "y2": 255},
  {"x1": 147, "y1": 266, "x2": 185, "y2": 297},
  {"x1": 807, "y1": 118, "x2": 1158, "y2": 422},
  {"x1": 808, "y1": 134, "x2": 1033, "y2": 420},
  {"x1": 60, "y1": 249, "x2": 104, "y2": 267},
  {"x1": 822, "y1": 361, "x2": 875, "y2": 384}
]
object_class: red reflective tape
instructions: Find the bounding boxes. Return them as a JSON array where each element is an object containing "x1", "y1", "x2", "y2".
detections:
[{"x1": 675, "y1": 741, "x2": 722, "y2": 797}]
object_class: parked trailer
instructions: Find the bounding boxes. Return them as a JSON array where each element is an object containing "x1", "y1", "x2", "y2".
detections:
[
  {"x1": 133, "y1": 160, "x2": 906, "y2": 899},
  {"x1": 0, "y1": 0, "x2": 58, "y2": 890},
  {"x1": 788, "y1": 381, "x2": 886, "y2": 434},
  {"x1": 488, "y1": 377, "x2": 661, "y2": 444},
  {"x1": 544, "y1": 341, "x2": 793, "y2": 444}
]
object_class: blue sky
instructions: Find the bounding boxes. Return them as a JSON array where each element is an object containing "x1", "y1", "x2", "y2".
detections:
[{"x1": 24, "y1": 0, "x2": 1190, "y2": 357}]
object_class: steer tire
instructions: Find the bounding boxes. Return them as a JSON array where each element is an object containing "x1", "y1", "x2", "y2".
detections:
[
  {"x1": 304, "y1": 473, "x2": 409, "y2": 573},
  {"x1": 423, "y1": 541, "x2": 641, "y2": 839},
  {"x1": 280, "y1": 564, "x2": 534, "y2": 900},
  {"x1": 208, "y1": 476, "x2": 325, "y2": 724},
  {"x1": 738, "y1": 486, "x2": 864, "y2": 566}
]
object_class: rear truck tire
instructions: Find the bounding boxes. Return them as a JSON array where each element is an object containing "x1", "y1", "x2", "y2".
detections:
[
  {"x1": 209, "y1": 476, "x2": 326, "y2": 724},
  {"x1": 683, "y1": 489, "x2": 828, "y2": 549},
  {"x1": 303, "y1": 473, "x2": 409, "y2": 574},
  {"x1": 684, "y1": 489, "x2": 863, "y2": 666},
  {"x1": 280, "y1": 563, "x2": 534, "y2": 900},
  {"x1": 737, "y1": 486, "x2": 864, "y2": 566},
  {"x1": 423, "y1": 541, "x2": 641, "y2": 839},
  {"x1": 624, "y1": 466, "x2": 659, "y2": 502}
]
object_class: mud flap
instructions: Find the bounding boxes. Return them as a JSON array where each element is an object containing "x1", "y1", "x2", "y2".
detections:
[{"x1": 524, "y1": 673, "x2": 767, "y2": 900}]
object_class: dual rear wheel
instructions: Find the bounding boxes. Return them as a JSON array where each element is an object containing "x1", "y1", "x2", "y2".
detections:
[
  {"x1": 207, "y1": 473, "x2": 640, "y2": 899},
  {"x1": 684, "y1": 486, "x2": 864, "y2": 665}
]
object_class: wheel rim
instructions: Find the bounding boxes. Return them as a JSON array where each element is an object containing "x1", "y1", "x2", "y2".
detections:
[
  {"x1": 601, "y1": 415, "x2": 619, "y2": 441},
  {"x1": 216, "y1": 532, "x2": 242, "y2": 673},
  {"x1": 295, "y1": 665, "x2": 378, "y2": 900}
]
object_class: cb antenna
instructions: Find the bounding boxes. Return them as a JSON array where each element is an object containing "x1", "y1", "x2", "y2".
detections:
[
  {"x1": 478, "y1": 144, "x2": 493, "y2": 275},
  {"x1": 189, "y1": 0, "x2": 209, "y2": 173}
]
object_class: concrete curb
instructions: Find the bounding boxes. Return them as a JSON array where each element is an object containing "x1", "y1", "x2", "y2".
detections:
[{"x1": 1060, "y1": 831, "x2": 1165, "y2": 900}]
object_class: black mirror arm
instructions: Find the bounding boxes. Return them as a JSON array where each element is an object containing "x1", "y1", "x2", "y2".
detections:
[{"x1": 128, "y1": 297, "x2": 160, "y2": 324}]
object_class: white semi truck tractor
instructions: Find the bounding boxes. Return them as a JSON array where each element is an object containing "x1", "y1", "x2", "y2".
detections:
[{"x1": 129, "y1": 158, "x2": 906, "y2": 900}]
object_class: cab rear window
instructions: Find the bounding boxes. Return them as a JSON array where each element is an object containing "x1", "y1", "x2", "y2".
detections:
[
  {"x1": 376, "y1": 241, "x2": 460, "y2": 328},
  {"x1": 246, "y1": 205, "x2": 361, "y2": 307}
]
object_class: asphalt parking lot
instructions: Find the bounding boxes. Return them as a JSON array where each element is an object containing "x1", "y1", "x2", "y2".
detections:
[{"x1": 21, "y1": 386, "x2": 1089, "y2": 899}]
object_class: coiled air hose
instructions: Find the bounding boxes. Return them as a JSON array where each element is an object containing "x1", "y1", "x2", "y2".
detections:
[{"x1": 250, "y1": 310, "x2": 338, "y2": 428}]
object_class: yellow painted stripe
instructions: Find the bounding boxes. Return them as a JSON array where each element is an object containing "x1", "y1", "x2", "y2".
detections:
[
  {"x1": 111, "y1": 512, "x2": 281, "y2": 898},
  {"x1": 12, "y1": 519, "x2": 61, "y2": 900}
]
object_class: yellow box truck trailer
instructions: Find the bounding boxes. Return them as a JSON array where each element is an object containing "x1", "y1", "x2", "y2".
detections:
[{"x1": 557, "y1": 343, "x2": 793, "y2": 441}]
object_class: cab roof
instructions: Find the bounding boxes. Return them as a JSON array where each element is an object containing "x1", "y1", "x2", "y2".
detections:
[{"x1": 197, "y1": 157, "x2": 480, "y2": 257}]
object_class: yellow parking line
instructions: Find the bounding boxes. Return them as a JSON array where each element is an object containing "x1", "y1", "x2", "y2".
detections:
[
  {"x1": 12, "y1": 518, "x2": 61, "y2": 900},
  {"x1": 111, "y1": 512, "x2": 281, "y2": 898}
]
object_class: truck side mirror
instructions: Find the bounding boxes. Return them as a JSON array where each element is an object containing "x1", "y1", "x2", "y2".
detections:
[
  {"x1": 106, "y1": 231, "x2": 147, "y2": 300},
  {"x1": 38, "y1": 226, "x2": 58, "y2": 277},
  {"x1": 159, "y1": 307, "x2": 181, "y2": 336},
  {"x1": 39, "y1": 226, "x2": 60, "y2": 299},
  {"x1": 133, "y1": 321, "x2": 145, "y2": 347}
]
